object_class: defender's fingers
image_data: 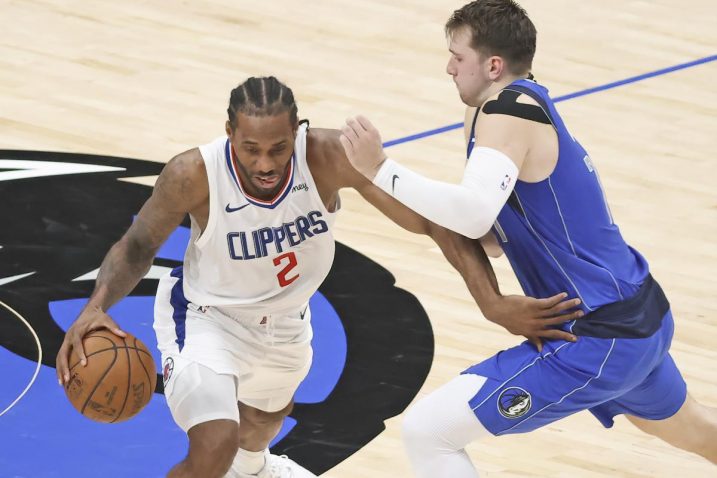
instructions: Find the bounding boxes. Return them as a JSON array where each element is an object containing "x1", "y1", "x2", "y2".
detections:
[
  {"x1": 346, "y1": 116, "x2": 369, "y2": 136},
  {"x1": 528, "y1": 336, "x2": 543, "y2": 352},
  {"x1": 537, "y1": 292, "x2": 568, "y2": 309},
  {"x1": 340, "y1": 127, "x2": 357, "y2": 147},
  {"x1": 355, "y1": 115, "x2": 376, "y2": 134},
  {"x1": 543, "y1": 310, "x2": 584, "y2": 325},
  {"x1": 546, "y1": 297, "x2": 582, "y2": 315},
  {"x1": 538, "y1": 329, "x2": 578, "y2": 343},
  {"x1": 342, "y1": 122, "x2": 360, "y2": 142},
  {"x1": 339, "y1": 134, "x2": 354, "y2": 155}
]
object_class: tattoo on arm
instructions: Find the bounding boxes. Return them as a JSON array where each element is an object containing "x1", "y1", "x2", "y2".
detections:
[{"x1": 90, "y1": 152, "x2": 202, "y2": 310}]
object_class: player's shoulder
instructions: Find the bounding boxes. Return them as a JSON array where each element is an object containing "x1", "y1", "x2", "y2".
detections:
[
  {"x1": 477, "y1": 86, "x2": 549, "y2": 125},
  {"x1": 306, "y1": 127, "x2": 344, "y2": 168},
  {"x1": 164, "y1": 147, "x2": 206, "y2": 179},
  {"x1": 155, "y1": 147, "x2": 209, "y2": 202}
]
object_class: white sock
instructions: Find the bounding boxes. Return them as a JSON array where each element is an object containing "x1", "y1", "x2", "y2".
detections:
[{"x1": 233, "y1": 447, "x2": 267, "y2": 475}]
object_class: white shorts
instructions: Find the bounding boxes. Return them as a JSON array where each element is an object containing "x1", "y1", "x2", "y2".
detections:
[{"x1": 153, "y1": 271, "x2": 313, "y2": 430}]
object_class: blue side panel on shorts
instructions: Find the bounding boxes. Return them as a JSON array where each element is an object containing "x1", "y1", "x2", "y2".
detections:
[{"x1": 169, "y1": 267, "x2": 188, "y2": 352}]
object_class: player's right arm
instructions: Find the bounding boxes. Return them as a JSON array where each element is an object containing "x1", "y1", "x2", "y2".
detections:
[
  {"x1": 463, "y1": 106, "x2": 503, "y2": 258},
  {"x1": 56, "y1": 149, "x2": 208, "y2": 385},
  {"x1": 327, "y1": 127, "x2": 581, "y2": 349}
]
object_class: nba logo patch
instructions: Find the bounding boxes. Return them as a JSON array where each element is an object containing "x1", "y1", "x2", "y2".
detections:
[
  {"x1": 497, "y1": 386, "x2": 531, "y2": 419},
  {"x1": 163, "y1": 357, "x2": 174, "y2": 386},
  {"x1": 500, "y1": 174, "x2": 512, "y2": 191}
]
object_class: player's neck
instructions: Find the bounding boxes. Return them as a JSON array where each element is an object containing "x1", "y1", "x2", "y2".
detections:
[{"x1": 477, "y1": 73, "x2": 528, "y2": 107}]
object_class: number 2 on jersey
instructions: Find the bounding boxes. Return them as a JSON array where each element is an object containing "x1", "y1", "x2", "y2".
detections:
[{"x1": 274, "y1": 251, "x2": 299, "y2": 287}]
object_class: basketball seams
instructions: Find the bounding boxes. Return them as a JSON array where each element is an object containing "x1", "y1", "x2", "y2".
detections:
[
  {"x1": 67, "y1": 345, "x2": 152, "y2": 371},
  {"x1": 65, "y1": 331, "x2": 156, "y2": 423},
  {"x1": 110, "y1": 338, "x2": 132, "y2": 423},
  {"x1": 79, "y1": 343, "x2": 118, "y2": 416}
]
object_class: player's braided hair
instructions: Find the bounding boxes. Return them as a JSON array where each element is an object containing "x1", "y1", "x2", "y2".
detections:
[{"x1": 227, "y1": 76, "x2": 298, "y2": 129}]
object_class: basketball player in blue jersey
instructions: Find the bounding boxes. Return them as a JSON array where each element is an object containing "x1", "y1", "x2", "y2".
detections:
[
  {"x1": 340, "y1": 1, "x2": 717, "y2": 476},
  {"x1": 55, "y1": 76, "x2": 582, "y2": 478}
]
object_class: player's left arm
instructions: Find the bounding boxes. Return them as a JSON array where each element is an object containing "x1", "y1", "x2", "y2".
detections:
[{"x1": 340, "y1": 111, "x2": 532, "y2": 239}]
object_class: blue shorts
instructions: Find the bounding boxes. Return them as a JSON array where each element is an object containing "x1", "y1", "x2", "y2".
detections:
[{"x1": 463, "y1": 310, "x2": 687, "y2": 435}]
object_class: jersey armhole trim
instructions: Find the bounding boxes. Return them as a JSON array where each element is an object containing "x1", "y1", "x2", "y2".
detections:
[{"x1": 193, "y1": 142, "x2": 220, "y2": 249}]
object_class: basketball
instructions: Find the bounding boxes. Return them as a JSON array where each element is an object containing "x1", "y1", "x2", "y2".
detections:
[{"x1": 63, "y1": 329, "x2": 157, "y2": 423}]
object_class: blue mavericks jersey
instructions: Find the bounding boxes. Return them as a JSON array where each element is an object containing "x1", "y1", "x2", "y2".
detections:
[{"x1": 469, "y1": 79, "x2": 649, "y2": 313}]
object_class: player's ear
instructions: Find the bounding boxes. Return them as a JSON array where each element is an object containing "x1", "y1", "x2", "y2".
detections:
[
  {"x1": 225, "y1": 120, "x2": 233, "y2": 137},
  {"x1": 488, "y1": 56, "x2": 505, "y2": 81}
]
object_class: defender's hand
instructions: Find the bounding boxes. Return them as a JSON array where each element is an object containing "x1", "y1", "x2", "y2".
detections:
[
  {"x1": 339, "y1": 115, "x2": 387, "y2": 180},
  {"x1": 483, "y1": 293, "x2": 584, "y2": 352},
  {"x1": 56, "y1": 305, "x2": 126, "y2": 385}
]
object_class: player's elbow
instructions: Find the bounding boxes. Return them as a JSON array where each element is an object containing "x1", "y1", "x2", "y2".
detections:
[
  {"x1": 441, "y1": 191, "x2": 497, "y2": 239},
  {"x1": 450, "y1": 199, "x2": 495, "y2": 239},
  {"x1": 458, "y1": 219, "x2": 493, "y2": 240}
]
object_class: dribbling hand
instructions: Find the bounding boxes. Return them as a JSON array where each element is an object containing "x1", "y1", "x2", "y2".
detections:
[{"x1": 55, "y1": 304, "x2": 126, "y2": 386}]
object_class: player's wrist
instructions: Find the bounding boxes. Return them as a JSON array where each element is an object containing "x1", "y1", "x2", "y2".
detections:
[
  {"x1": 477, "y1": 293, "x2": 508, "y2": 322},
  {"x1": 364, "y1": 156, "x2": 389, "y2": 182},
  {"x1": 371, "y1": 157, "x2": 397, "y2": 189}
]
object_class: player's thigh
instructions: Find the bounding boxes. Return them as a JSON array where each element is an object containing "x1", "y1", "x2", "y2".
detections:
[
  {"x1": 591, "y1": 350, "x2": 687, "y2": 429},
  {"x1": 164, "y1": 357, "x2": 240, "y2": 433},
  {"x1": 626, "y1": 393, "x2": 711, "y2": 448},
  {"x1": 238, "y1": 399, "x2": 294, "y2": 427}
]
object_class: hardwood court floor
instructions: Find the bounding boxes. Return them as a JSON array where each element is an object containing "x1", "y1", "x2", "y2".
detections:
[{"x1": 1, "y1": 0, "x2": 715, "y2": 476}]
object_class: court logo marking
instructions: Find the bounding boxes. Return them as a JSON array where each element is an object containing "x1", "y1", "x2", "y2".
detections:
[{"x1": 0, "y1": 150, "x2": 434, "y2": 476}]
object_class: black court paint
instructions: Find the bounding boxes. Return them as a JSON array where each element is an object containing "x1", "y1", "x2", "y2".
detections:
[{"x1": 0, "y1": 151, "x2": 434, "y2": 476}]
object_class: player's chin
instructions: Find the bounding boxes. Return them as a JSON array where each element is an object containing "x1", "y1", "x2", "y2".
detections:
[{"x1": 253, "y1": 176, "x2": 280, "y2": 192}]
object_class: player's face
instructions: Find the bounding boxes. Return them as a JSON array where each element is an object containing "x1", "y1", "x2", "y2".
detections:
[
  {"x1": 226, "y1": 111, "x2": 297, "y2": 199},
  {"x1": 446, "y1": 27, "x2": 491, "y2": 107}
]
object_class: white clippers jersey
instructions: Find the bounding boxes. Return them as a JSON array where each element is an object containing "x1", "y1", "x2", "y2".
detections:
[{"x1": 182, "y1": 123, "x2": 336, "y2": 313}]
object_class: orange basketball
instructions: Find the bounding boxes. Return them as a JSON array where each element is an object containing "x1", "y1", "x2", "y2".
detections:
[{"x1": 63, "y1": 329, "x2": 157, "y2": 423}]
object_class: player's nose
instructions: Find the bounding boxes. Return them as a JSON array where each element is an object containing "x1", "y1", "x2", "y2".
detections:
[
  {"x1": 255, "y1": 154, "x2": 275, "y2": 173},
  {"x1": 446, "y1": 59, "x2": 456, "y2": 76}
]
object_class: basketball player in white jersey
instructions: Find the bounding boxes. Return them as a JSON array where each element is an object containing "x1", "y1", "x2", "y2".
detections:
[{"x1": 56, "y1": 76, "x2": 582, "y2": 478}]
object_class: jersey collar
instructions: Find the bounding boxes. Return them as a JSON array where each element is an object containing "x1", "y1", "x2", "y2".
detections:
[{"x1": 224, "y1": 138, "x2": 295, "y2": 209}]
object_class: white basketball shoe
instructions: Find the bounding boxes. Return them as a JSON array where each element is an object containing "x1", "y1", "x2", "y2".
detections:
[{"x1": 229, "y1": 452, "x2": 317, "y2": 478}]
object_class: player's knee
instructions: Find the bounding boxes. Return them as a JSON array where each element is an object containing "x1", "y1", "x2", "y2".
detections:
[
  {"x1": 403, "y1": 375, "x2": 490, "y2": 456},
  {"x1": 240, "y1": 401, "x2": 292, "y2": 427},
  {"x1": 186, "y1": 420, "x2": 240, "y2": 477},
  {"x1": 402, "y1": 398, "x2": 440, "y2": 451}
]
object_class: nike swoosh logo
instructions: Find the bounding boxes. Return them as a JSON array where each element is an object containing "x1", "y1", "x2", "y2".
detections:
[
  {"x1": 225, "y1": 203, "x2": 250, "y2": 213},
  {"x1": 391, "y1": 174, "x2": 399, "y2": 195}
]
